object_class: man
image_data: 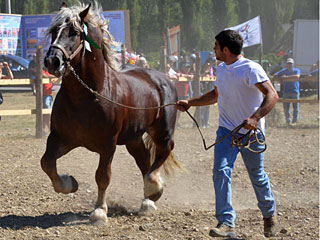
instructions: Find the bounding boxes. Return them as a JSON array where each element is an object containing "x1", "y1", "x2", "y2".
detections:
[
  {"x1": 28, "y1": 54, "x2": 37, "y2": 95},
  {"x1": 176, "y1": 30, "x2": 279, "y2": 238},
  {"x1": 0, "y1": 61, "x2": 13, "y2": 121},
  {"x1": 0, "y1": 61, "x2": 14, "y2": 80},
  {"x1": 273, "y1": 58, "x2": 300, "y2": 125},
  {"x1": 42, "y1": 67, "x2": 56, "y2": 134}
]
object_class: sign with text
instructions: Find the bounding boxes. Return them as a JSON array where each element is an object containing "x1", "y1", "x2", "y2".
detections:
[
  {"x1": 0, "y1": 10, "x2": 130, "y2": 59},
  {"x1": 0, "y1": 14, "x2": 22, "y2": 56}
]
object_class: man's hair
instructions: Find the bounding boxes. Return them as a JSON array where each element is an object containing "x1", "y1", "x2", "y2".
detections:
[{"x1": 215, "y1": 30, "x2": 243, "y2": 55}]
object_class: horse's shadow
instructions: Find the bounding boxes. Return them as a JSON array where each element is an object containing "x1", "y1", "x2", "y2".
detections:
[{"x1": 0, "y1": 205, "x2": 132, "y2": 230}]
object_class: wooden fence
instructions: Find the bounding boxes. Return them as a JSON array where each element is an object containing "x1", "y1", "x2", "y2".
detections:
[
  {"x1": 0, "y1": 46, "x2": 56, "y2": 138},
  {"x1": 1, "y1": 46, "x2": 318, "y2": 137}
]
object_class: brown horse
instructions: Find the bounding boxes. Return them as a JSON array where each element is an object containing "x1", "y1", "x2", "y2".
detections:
[{"x1": 42, "y1": 2, "x2": 179, "y2": 224}]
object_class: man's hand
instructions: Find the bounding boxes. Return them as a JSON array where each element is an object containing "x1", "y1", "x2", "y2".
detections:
[
  {"x1": 243, "y1": 117, "x2": 259, "y2": 130},
  {"x1": 3, "y1": 62, "x2": 9, "y2": 67},
  {"x1": 176, "y1": 100, "x2": 190, "y2": 112}
]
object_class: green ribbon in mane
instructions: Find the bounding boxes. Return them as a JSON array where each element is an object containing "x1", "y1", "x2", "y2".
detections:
[{"x1": 83, "y1": 24, "x2": 101, "y2": 50}]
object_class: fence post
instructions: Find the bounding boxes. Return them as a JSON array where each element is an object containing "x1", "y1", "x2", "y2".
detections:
[
  {"x1": 194, "y1": 52, "x2": 201, "y2": 124},
  {"x1": 35, "y1": 46, "x2": 43, "y2": 138},
  {"x1": 160, "y1": 46, "x2": 167, "y2": 73},
  {"x1": 121, "y1": 44, "x2": 126, "y2": 65}
]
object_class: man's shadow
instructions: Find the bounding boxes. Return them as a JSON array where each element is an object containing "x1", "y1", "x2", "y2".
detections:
[{"x1": 0, "y1": 205, "x2": 130, "y2": 230}]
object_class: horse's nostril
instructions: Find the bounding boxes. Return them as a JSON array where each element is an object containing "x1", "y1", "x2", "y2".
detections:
[{"x1": 53, "y1": 57, "x2": 61, "y2": 69}]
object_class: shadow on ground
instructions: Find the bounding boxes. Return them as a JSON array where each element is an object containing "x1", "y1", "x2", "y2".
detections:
[{"x1": 0, "y1": 205, "x2": 133, "y2": 230}]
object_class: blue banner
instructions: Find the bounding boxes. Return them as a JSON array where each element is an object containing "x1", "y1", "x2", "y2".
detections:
[
  {"x1": 21, "y1": 15, "x2": 55, "y2": 60},
  {"x1": 0, "y1": 11, "x2": 126, "y2": 60},
  {"x1": 0, "y1": 14, "x2": 22, "y2": 56},
  {"x1": 101, "y1": 11, "x2": 125, "y2": 44}
]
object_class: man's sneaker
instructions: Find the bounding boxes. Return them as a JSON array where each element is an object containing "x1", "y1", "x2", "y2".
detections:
[
  {"x1": 264, "y1": 215, "x2": 278, "y2": 237},
  {"x1": 209, "y1": 224, "x2": 236, "y2": 238}
]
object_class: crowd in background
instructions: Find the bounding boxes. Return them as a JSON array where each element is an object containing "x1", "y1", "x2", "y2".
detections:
[
  {"x1": 121, "y1": 49, "x2": 219, "y2": 128},
  {"x1": 120, "y1": 48, "x2": 319, "y2": 128}
]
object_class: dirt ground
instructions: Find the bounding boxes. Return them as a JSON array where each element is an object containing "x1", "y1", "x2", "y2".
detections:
[{"x1": 0, "y1": 92, "x2": 319, "y2": 239}]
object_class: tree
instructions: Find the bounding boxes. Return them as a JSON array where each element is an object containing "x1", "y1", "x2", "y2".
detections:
[
  {"x1": 179, "y1": 0, "x2": 204, "y2": 51},
  {"x1": 292, "y1": 0, "x2": 319, "y2": 20},
  {"x1": 249, "y1": 0, "x2": 295, "y2": 53},
  {"x1": 127, "y1": 0, "x2": 141, "y2": 50}
]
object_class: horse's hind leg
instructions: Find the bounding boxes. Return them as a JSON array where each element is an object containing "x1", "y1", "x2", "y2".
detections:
[
  {"x1": 89, "y1": 147, "x2": 115, "y2": 225},
  {"x1": 143, "y1": 138, "x2": 174, "y2": 202},
  {"x1": 126, "y1": 138, "x2": 158, "y2": 212},
  {"x1": 125, "y1": 137, "x2": 151, "y2": 177},
  {"x1": 41, "y1": 132, "x2": 78, "y2": 194},
  {"x1": 143, "y1": 108, "x2": 177, "y2": 205}
]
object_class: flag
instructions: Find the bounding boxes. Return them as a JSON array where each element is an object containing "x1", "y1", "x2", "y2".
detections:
[{"x1": 226, "y1": 16, "x2": 262, "y2": 48}]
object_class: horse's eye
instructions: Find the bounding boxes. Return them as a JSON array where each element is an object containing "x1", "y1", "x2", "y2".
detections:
[{"x1": 68, "y1": 27, "x2": 78, "y2": 37}]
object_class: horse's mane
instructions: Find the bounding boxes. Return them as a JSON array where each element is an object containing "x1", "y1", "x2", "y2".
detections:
[{"x1": 46, "y1": 1, "x2": 120, "y2": 71}]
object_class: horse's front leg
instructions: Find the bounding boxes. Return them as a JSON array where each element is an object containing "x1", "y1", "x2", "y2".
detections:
[
  {"x1": 41, "y1": 132, "x2": 78, "y2": 194},
  {"x1": 89, "y1": 148, "x2": 115, "y2": 225}
]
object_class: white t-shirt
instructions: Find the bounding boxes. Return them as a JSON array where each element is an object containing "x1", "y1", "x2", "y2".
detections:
[{"x1": 215, "y1": 57, "x2": 269, "y2": 134}]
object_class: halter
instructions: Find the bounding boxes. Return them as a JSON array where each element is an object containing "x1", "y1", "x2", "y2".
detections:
[{"x1": 50, "y1": 19, "x2": 85, "y2": 62}]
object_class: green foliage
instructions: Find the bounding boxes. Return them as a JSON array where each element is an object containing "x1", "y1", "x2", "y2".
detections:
[{"x1": 147, "y1": 51, "x2": 161, "y2": 69}]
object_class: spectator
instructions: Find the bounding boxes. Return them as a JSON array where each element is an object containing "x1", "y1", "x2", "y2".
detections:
[
  {"x1": 136, "y1": 56, "x2": 149, "y2": 68},
  {"x1": 175, "y1": 63, "x2": 194, "y2": 127},
  {"x1": 168, "y1": 55, "x2": 178, "y2": 71},
  {"x1": 28, "y1": 54, "x2": 37, "y2": 95},
  {"x1": 198, "y1": 55, "x2": 216, "y2": 128},
  {"x1": 179, "y1": 52, "x2": 188, "y2": 71},
  {"x1": 309, "y1": 60, "x2": 319, "y2": 72},
  {"x1": 0, "y1": 61, "x2": 13, "y2": 121},
  {"x1": 42, "y1": 68, "x2": 56, "y2": 134},
  {"x1": 188, "y1": 53, "x2": 197, "y2": 97},
  {"x1": 305, "y1": 60, "x2": 319, "y2": 99},
  {"x1": 273, "y1": 58, "x2": 301, "y2": 125},
  {"x1": 0, "y1": 61, "x2": 14, "y2": 79}
]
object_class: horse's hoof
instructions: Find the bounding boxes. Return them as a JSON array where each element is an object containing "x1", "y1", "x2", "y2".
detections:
[
  {"x1": 147, "y1": 187, "x2": 163, "y2": 202},
  {"x1": 69, "y1": 175, "x2": 78, "y2": 193},
  {"x1": 59, "y1": 174, "x2": 78, "y2": 194},
  {"x1": 143, "y1": 174, "x2": 163, "y2": 201},
  {"x1": 139, "y1": 198, "x2": 157, "y2": 215},
  {"x1": 89, "y1": 208, "x2": 108, "y2": 225}
]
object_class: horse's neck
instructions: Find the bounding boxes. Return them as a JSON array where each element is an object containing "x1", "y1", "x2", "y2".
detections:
[{"x1": 62, "y1": 55, "x2": 116, "y2": 104}]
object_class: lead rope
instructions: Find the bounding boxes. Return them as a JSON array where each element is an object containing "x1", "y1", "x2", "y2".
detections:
[
  {"x1": 66, "y1": 61, "x2": 176, "y2": 110},
  {"x1": 66, "y1": 61, "x2": 266, "y2": 153},
  {"x1": 185, "y1": 110, "x2": 266, "y2": 153}
]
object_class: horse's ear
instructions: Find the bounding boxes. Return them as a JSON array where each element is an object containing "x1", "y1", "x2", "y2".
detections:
[
  {"x1": 79, "y1": 3, "x2": 91, "y2": 24},
  {"x1": 59, "y1": 2, "x2": 68, "y2": 10}
]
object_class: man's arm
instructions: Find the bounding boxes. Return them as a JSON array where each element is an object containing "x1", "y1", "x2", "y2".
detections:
[
  {"x1": 3, "y1": 62, "x2": 13, "y2": 79},
  {"x1": 278, "y1": 74, "x2": 300, "y2": 82},
  {"x1": 176, "y1": 86, "x2": 218, "y2": 111},
  {"x1": 244, "y1": 81, "x2": 279, "y2": 130}
]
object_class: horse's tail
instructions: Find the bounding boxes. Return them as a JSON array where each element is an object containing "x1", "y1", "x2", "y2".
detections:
[{"x1": 143, "y1": 133, "x2": 182, "y2": 176}]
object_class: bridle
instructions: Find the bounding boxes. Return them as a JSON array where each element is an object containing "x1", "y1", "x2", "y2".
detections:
[
  {"x1": 51, "y1": 40, "x2": 84, "y2": 62},
  {"x1": 49, "y1": 19, "x2": 85, "y2": 62}
]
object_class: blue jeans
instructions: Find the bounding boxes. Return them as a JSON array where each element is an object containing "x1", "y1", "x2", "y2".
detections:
[
  {"x1": 213, "y1": 127, "x2": 276, "y2": 227},
  {"x1": 282, "y1": 92, "x2": 299, "y2": 123}
]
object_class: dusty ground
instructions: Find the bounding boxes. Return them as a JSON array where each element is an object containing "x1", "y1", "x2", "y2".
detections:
[{"x1": 0, "y1": 92, "x2": 319, "y2": 239}]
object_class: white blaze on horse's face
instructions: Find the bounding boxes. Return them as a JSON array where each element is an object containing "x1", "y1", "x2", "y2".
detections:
[
  {"x1": 44, "y1": 18, "x2": 83, "y2": 77},
  {"x1": 44, "y1": 4, "x2": 91, "y2": 77}
]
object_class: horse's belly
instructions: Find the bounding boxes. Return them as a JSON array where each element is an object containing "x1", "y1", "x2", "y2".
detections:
[{"x1": 116, "y1": 127, "x2": 145, "y2": 145}]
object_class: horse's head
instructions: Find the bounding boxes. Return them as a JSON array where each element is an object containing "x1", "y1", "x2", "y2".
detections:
[{"x1": 44, "y1": 3, "x2": 91, "y2": 77}]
